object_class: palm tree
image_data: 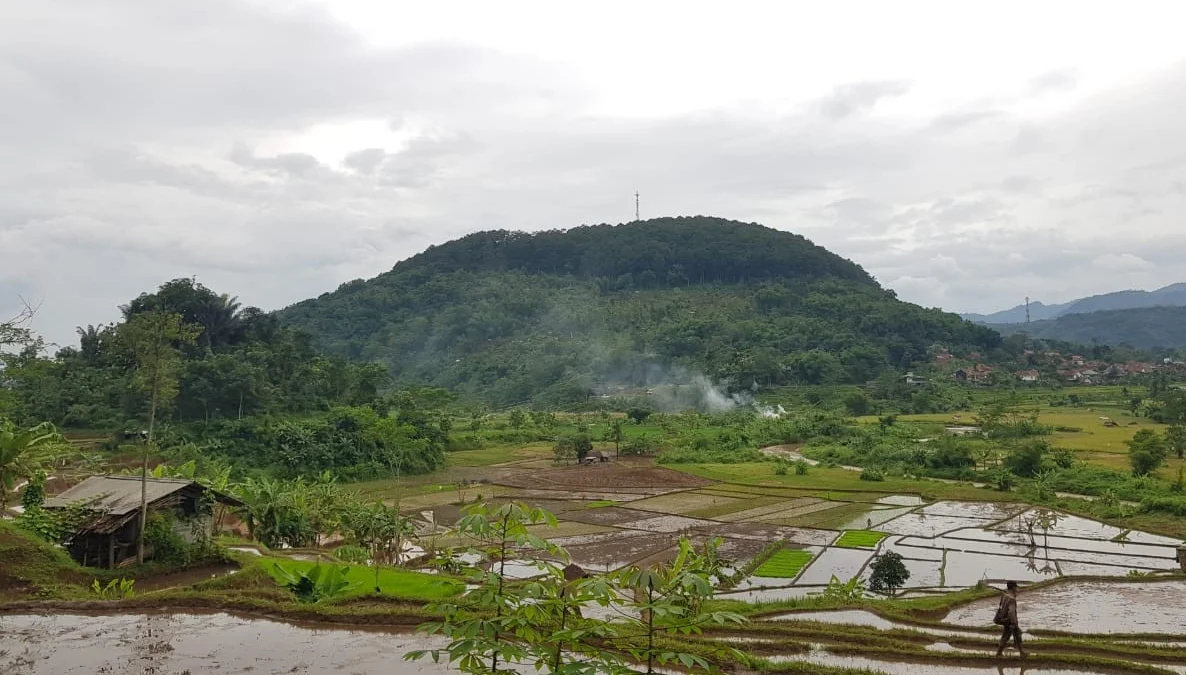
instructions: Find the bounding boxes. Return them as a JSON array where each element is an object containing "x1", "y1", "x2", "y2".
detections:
[
  {"x1": 0, "y1": 420, "x2": 68, "y2": 510},
  {"x1": 198, "y1": 293, "x2": 242, "y2": 350}
]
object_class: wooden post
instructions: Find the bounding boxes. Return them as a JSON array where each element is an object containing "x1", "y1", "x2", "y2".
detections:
[
  {"x1": 1177, "y1": 546, "x2": 1186, "y2": 573},
  {"x1": 109, "y1": 535, "x2": 116, "y2": 570}
]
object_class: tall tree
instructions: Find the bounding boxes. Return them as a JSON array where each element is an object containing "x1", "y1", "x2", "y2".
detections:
[
  {"x1": 1166, "y1": 425, "x2": 1186, "y2": 461},
  {"x1": 119, "y1": 311, "x2": 200, "y2": 562},
  {"x1": 1127, "y1": 428, "x2": 1169, "y2": 477}
]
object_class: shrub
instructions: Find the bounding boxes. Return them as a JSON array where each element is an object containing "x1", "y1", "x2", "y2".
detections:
[
  {"x1": 334, "y1": 545, "x2": 370, "y2": 563},
  {"x1": 859, "y1": 468, "x2": 885, "y2": 482},
  {"x1": 1050, "y1": 447, "x2": 1076, "y2": 469},
  {"x1": 993, "y1": 469, "x2": 1014, "y2": 492},
  {"x1": 794, "y1": 460, "x2": 809, "y2": 475},
  {"x1": 626, "y1": 408, "x2": 652, "y2": 424},
  {"x1": 774, "y1": 461, "x2": 788, "y2": 476},
  {"x1": 1128, "y1": 429, "x2": 1169, "y2": 477},
  {"x1": 1006, "y1": 440, "x2": 1048, "y2": 477},
  {"x1": 143, "y1": 513, "x2": 194, "y2": 566},
  {"x1": 620, "y1": 435, "x2": 659, "y2": 456},
  {"x1": 91, "y1": 578, "x2": 136, "y2": 599}
]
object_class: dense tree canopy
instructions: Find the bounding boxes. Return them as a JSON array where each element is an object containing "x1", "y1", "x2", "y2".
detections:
[
  {"x1": 0, "y1": 279, "x2": 389, "y2": 430},
  {"x1": 279, "y1": 217, "x2": 1002, "y2": 405}
]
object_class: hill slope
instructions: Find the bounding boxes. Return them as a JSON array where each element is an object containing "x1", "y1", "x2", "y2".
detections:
[
  {"x1": 278, "y1": 217, "x2": 1003, "y2": 405},
  {"x1": 990, "y1": 306, "x2": 1186, "y2": 349},
  {"x1": 963, "y1": 283, "x2": 1186, "y2": 323}
]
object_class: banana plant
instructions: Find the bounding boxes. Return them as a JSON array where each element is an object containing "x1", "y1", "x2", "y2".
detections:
[
  {"x1": 0, "y1": 420, "x2": 68, "y2": 510},
  {"x1": 273, "y1": 562, "x2": 358, "y2": 603}
]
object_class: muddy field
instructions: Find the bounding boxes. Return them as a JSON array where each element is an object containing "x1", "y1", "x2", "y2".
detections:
[
  {"x1": 498, "y1": 461, "x2": 712, "y2": 490},
  {"x1": 0, "y1": 612, "x2": 455, "y2": 675}
]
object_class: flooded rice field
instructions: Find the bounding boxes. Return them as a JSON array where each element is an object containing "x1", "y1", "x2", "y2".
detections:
[
  {"x1": 943, "y1": 580, "x2": 1186, "y2": 635},
  {"x1": 763, "y1": 650, "x2": 1134, "y2": 675},
  {"x1": 0, "y1": 612, "x2": 457, "y2": 675},
  {"x1": 795, "y1": 546, "x2": 875, "y2": 585}
]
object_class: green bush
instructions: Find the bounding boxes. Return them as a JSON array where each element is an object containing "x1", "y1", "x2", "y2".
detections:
[{"x1": 859, "y1": 467, "x2": 885, "y2": 482}]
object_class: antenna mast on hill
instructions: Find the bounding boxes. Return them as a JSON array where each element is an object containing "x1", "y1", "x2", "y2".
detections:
[
  {"x1": 1025, "y1": 296, "x2": 1031, "y2": 325},
  {"x1": 635, "y1": 191, "x2": 640, "y2": 222}
]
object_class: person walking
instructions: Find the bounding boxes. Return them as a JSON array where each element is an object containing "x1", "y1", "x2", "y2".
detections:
[{"x1": 991, "y1": 580, "x2": 1026, "y2": 658}]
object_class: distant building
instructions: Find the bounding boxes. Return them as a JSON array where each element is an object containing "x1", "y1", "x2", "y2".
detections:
[{"x1": 1016, "y1": 370, "x2": 1040, "y2": 383}]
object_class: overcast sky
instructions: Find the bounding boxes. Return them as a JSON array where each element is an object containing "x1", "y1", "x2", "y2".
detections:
[{"x1": 4, "y1": 0, "x2": 1186, "y2": 347}]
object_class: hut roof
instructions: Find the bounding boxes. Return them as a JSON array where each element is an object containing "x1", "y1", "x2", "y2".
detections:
[
  {"x1": 44, "y1": 475, "x2": 242, "y2": 535},
  {"x1": 563, "y1": 563, "x2": 590, "y2": 581}
]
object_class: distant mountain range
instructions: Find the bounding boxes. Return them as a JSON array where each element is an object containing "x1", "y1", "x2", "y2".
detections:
[
  {"x1": 962, "y1": 283, "x2": 1186, "y2": 324},
  {"x1": 990, "y1": 306, "x2": 1186, "y2": 350}
]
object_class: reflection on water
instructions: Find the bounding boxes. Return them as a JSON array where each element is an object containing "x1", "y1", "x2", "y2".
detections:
[
  {"x1": 943, "y1": 580, "x2": 1186, "y2": 635},
  {"x1": 765, "y1": 649, "x2": 1130, "y2": 675},
  {"x1": 0, "y1": 613, "x2": 456, "y2": 675}
]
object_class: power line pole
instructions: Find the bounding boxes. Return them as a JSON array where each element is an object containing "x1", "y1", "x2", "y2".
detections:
[
  {"x1": 1025, "y1": 296, "x2": 1030, "y2": 325},
  {"x1": 635, "y1": 191, "x2": 640, "y2": 222}
]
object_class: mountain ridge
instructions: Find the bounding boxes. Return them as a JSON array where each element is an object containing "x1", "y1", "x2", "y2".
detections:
[
  {"x1": 962, "y1": 283, "x2": 1186, "y2": 324},
  {"x1": 990, "y1": 305, "x2": 1186, "y2": 350}
]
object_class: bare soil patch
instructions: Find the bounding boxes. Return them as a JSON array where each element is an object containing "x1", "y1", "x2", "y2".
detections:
[
  {"x1": 561, "y1": 506, "x2": 659, "y2": 526},
  {"x1": 707, "y1": 522, "x2": 837, "y2": 547},
  {"x1": 625, "y1": 491, "x2": 748, "y2": 516},
  {"x1": 618, "y1": 514, "x2": 719, "y2": 533},
  {"x1": 499, "y1": 462, "x2": 713, "y2": 490}
]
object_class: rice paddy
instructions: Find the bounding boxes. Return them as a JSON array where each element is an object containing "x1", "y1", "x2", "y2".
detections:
[
  {"x1": 834, "y1": 529, "x2": 889, "y2": 549},
  {"x1": 753, "y1": 548, "x2": 815, "y2": 578}
]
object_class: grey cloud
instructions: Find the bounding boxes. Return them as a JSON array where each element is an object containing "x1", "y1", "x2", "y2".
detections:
[
  {"x1": 378, "y1": 133, "x2": 481, "y2": 188},
  {"x1": 4, "y1": 0, "x2": 1186, "y2": 343},
  {"x1": 816, "y1": 80, "x2": 911, "y2": 119},
  {"x1": 230, "y1": 142, "x2": 323, "y2": 177},
  {"x1": 930, "y1": 109, "x2": 1005, "y2": 132},
  {"x1": 344, "y1": 148, "x2": 387, "y2": 175}
]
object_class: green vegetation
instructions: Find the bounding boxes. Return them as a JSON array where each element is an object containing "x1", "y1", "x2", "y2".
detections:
[
  {"x1": 992, "y1": 305, "x2": 1186, "y2": 349},
  {"x1": 753, "y1": 548, "x2": 814, "y2": 578},
  {"x1": 267, "y1": 560, "x2": 460, "y2": 601},
  {"x1": 833, "y1": 530, "x2": 887, "y2": 549},
  {"x1": 279, "y1": 218, "x2": 1002, "y2": 407},
  {"x1": 867, "y1": 551, "x2": 909, "y2": 596}
]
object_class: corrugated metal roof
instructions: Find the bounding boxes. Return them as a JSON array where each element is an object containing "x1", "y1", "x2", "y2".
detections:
[{"x1": 44, "y1": 475, "x2": 198, "y2": 516}]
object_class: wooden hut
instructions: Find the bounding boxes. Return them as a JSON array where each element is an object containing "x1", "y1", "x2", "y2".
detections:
[{"x1": 43, "y1": 475, "x2": 241, "y2": 569}]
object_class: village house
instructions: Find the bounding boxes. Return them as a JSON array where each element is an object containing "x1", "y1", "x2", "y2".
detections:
[
  {"x1": 1016, "y1": 369, "x2": 1040, "y2": 383},
  {"x1": 44, "y1": 475, "x2": 241, "y2": 569}
]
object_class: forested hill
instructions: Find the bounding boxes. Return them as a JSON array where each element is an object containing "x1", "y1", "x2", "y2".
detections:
[
  {"x1": 378, "y1": 218, "x2": 876, "y2": 287},
  {"x1": 991, "y1": 306, "x2": 1186, "y2": 349},
  {"x1": 278, "y1": 217, "x2": 1003, "y2": 405}
]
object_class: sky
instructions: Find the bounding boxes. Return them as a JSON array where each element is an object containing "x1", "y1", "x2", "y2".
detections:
[{"x1": 4, "y1": 0, "x2": 1186, "y2": 347}]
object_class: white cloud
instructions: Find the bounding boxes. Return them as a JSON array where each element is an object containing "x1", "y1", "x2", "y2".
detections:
[
  {"x1": 3, "y1": 0, "x2": 1186, "y2": 343},
  {"x1": 1092, "y1": 253, "x2": 1156, "y2": 273}
]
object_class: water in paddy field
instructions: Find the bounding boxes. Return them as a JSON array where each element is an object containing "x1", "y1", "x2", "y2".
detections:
[
  {"x1": 0, "y1": 612, "x2": 456, "y2": 675},
  {"x1": 943, "y1": 579, "x2": 1186, "y2": 635},
  {"x1": 763, "y1": 650, "x2": 1150, "y2": 675}
]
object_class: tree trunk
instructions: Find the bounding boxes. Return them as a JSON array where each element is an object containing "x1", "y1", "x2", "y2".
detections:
[{"x1": 137, "y1": 370, "x2": 159, "y2": 564}]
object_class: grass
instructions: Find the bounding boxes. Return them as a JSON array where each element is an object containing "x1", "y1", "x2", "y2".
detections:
[
  {"x1": 445, "y1": 442, "x2": 554, "y2": 467},
  {"x1": 264, "y1": 558, "x2": 463, "y2": 601},
  {"x1": 586, "y1": 499, "x2": 617, "y2": 508},
  {"x1": 833, "y1": 530, "x2": 887, "y2": 549},
  {"x1": 672, "y1": 463, "x2": 1003, "y2": 502},
  {"x1": 753, "y1": 548, "x2": 814, "y2": 578}
]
